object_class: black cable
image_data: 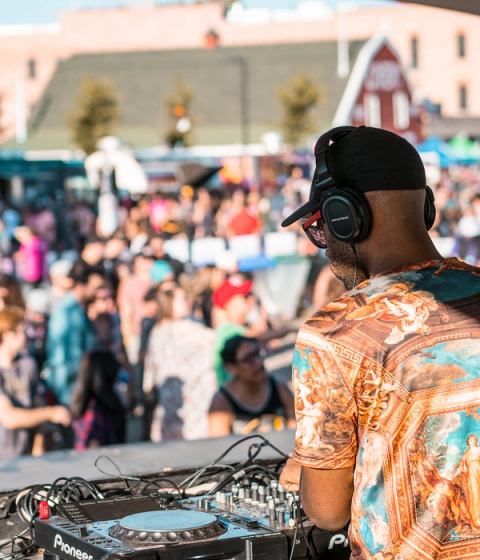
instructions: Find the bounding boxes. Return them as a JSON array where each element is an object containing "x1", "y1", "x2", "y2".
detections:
[
  {"x1": 94, "y1": 455, "x2": 141, "y2": 491},
  {"x1": 181, "y1": 434, "x2": 289, "y2": 490},
  {"x1": 207, "y1": 464, "x2": 277, "y2": 495},
  {"x1": 140, "y1": 478, "x2": 183, "y2": 497}
]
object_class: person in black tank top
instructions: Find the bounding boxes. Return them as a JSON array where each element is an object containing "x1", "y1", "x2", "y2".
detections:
[{"x1": 208, "y1": 335, "x2": 296, "y2": 437}]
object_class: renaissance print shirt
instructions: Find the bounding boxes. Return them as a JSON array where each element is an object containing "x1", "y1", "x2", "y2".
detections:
[{"x1": 293, "y1": 258, "x2": 480, "y2": 560}]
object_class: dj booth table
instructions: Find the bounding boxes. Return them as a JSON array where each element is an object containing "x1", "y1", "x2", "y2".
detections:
[{"x1": 0, "y1": 431, "x2": 351, "y2": 559}]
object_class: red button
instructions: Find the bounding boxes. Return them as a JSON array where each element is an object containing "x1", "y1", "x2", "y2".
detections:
[{"x1": 39, "y1": 501, "x2": 50, "y2": 520}]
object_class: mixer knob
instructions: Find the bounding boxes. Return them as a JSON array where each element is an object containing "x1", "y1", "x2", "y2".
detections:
[
  {"x1": 270, "y1": 480, "x2": 278, "y2": 499},
  {"x1": 215, "y1": 492, "x2": 226, "y2": 504},
  {"x1": 224, "y1": 492, "x2": 233, "y2": 509},
  {"x1": 275, "y1": 507, "x2": 286, "y2": 525},
  {"x1": 232, "y1": 485, "x2": 240, "y2": 497},
  {"x1": 251, "y1": 483, "x2": 258, "y2": 503},
  {"x1": 238, "y1": 487, "x2": 246, "y2": 499}
]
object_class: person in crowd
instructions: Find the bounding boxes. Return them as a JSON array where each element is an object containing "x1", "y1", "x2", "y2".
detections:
[
  {"x1": 212, "y1": 275, "x2": 269, "y2": 386},
  {"x1": 139, "y1": 286, "x2": 160, "y2": 368},
  {"x1": 0, "y1": 275, "x2": 25, "y2": 311},
  {"x1": 117, "y1": 252, "x2": 153, "y2": 365},
  {"x1": 70, "y1": 350, "x2": 126, "y2": 450},
  {"x1": 208, "y1": 335, "x2": 295, "y2": 437},
  {"x1": 13, "y1": 226, "x2": 47, "y2": 286},
  {"x1": 80, "y1": 235, "x2": 105, "y2": 268},
  {"x1": 192, "y1": 188, "x2": 216, "y2": 238},
  {"x1": 226, "y1": 189, "x2": 261, "y2": 237},
  {"x1": 24, "y1": 288, "x2": 50, "y2": 370},
  {"x1": 150, "y1": 258, "x2": 174, "y2": 285},
  {"x1": 125, "y1": 217, "x2": 149, "y2": 255},
  {"x1": 44, "y1": 261, "x2": 95, "y2": 406},
  {"x1": 143, "y1": 285, "x2": 216, "y2": 442},
  {"x1": 48, "y1": 259, "x2": 73, "y2": 312},
  {"x1": 103, "y1": 235, "x2": 129, "y2": 290},
  {"x1": 93, "y1": 312, "x2": 135, "y2": 409},
  {"x1": 149, "y1": 234, "x2": 184, "y2": 279},
  {"x1": 278, "y1": 126, "x2": 480, "y2": 559},
  {"x1": 0, "y1": 308, "x2": 70, "y2": 461}
]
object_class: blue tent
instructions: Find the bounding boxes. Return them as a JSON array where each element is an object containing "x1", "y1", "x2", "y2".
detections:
[{"x1": 417, "y1": 136, "x2": 461, "y2": 168}]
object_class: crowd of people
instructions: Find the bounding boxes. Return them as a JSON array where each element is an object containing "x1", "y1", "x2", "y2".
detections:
[{"x1": 0, "y1": 160, "x2": 478, "y2": 462}]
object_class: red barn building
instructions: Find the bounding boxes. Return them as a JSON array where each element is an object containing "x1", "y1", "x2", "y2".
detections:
[{"x1": 334, "y1": 35, "x2": 423, "y2": 144}]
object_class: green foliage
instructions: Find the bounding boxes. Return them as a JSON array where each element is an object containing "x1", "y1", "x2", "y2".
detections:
[
  {"x1": 278, "y1": 73, "x2": 322, "y2": 148},
  {"x1": 69, "y1": 76, "x2": 120, "y2": 154},
  {"x1": 164, "y1": 80, "x2": 194, "y2": 148}
]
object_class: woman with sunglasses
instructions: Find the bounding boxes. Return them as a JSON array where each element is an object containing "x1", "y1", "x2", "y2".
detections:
[{"x1": 208, "y1": 335, "x2": 295, "y2": 437}]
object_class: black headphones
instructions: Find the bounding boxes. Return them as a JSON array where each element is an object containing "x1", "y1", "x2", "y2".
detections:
[{"x1": 313, "y1": 126, "x2": 437, "y2": 245}]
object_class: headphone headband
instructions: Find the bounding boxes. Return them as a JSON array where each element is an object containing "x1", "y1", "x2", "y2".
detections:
[{"x1": 313, "y1": 126, "x2": 357, "y2": 191}]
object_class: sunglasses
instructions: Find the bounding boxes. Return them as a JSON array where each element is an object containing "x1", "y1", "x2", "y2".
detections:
[
  {"x1": 236, "y1": 346, "x2": 265, "y2": 364},
  {"x1": 301, "y1": 210, "x2": 327, "y2": 249}
]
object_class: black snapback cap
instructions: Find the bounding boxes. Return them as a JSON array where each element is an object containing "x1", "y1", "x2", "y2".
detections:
[{"x1": 281, "y1": 126, "x2": 427, "y2": 227}]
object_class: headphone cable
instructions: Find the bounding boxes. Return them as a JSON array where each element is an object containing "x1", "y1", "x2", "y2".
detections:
[{"x1": 350, "y1": 243, "x2": 358, "y2": 288}]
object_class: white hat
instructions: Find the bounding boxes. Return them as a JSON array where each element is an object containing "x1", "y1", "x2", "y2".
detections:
[
  {"x1": 49, "y1": 259, "x2": 73, "y2": 278},
  {"x1": 26, "y1": 289, "x2": 50, "y2": 315}
]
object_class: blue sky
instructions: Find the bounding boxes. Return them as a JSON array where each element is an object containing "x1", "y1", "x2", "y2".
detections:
[{"x1": 0, "y1": 0, "x2": 392, "y2": 25}]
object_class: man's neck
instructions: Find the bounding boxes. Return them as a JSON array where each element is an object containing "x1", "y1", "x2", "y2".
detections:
[{"x1": 363, "y1": 236, "x2": 443, "y2": 278}]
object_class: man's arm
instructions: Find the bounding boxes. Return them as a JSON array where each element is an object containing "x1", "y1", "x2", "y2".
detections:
[
  {"x1": 301, "y1": 465, "x2": 354, "y2": 531},
  {"x1": 0, "y1": 395, "x2": 70, "y2": 430},
  {"x1": 286, "y1": 331, "x2": 358, "y2": 531}
]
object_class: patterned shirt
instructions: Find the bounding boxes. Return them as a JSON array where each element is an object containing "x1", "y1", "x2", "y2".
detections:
[
  {"x1": 143, "y1": 319, "x2": 217, "y2": 441},
  {"x1": 293, "y1": 258, "x2": 480, "y2": 560}
]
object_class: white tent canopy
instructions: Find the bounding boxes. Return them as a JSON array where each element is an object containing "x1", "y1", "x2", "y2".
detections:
[{"x1": 84, "y1": 136, "x2": 148, "y2": 195}]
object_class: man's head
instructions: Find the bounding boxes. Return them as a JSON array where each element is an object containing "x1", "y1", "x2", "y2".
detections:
[
  {"x1": 81, "y1": 236, "x2": 105, "y2": 266},
  {"x1": 69, "y1": 261, "x2": 105, "y2": 303},
  {"x1": 282, "y1": 126, "x2": 436, "y2": 289},
  {"x1": 149, "y1": 235, "x2": 166, "y2": 259},
  {"x1": 49, "y1": 259, "x2": 73, "y2": 292},
  {"x1": 0, "y1": 308, "x2": 25, "y2": 356},
  {"x1": 221, "y1": 335, "x2": 266, "y2": 383}
]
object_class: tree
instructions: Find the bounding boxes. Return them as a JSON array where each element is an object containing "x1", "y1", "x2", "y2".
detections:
[
  {"x1": 164, "y1": 80, "x2": 194, "y2": 148},
  {"x1": 69, "y1": 77, "x2": 120, "y2": 154},
  {"x1": 278, "y1": 73, "x2": 322, "y2": 148}
]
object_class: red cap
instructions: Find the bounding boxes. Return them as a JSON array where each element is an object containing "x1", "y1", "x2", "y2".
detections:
[{"x1": 213, "y1": 278, "x2": 253, "y2": 309}]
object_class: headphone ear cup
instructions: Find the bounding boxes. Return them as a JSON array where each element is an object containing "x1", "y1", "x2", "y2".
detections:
[
  {"x1": 424, "y1": 186, "x2": 436, "y2": 231},
  {"x1": 322, "y1": 188, "x2": 372, "y2": 244}
]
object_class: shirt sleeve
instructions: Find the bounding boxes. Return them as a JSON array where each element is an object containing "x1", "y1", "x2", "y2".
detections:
[{"x1": 292, "y1": 327, "x2": 358, "y2": 469}]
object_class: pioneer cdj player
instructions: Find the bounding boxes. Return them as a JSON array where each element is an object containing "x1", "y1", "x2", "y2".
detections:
[{"x1": 34, "y1": 483, "x2": 350, "y2": 560}]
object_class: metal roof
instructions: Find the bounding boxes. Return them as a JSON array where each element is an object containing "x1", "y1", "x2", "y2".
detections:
[{"x1": 398, "y1": 1, "x2": 480, "y2": 15}]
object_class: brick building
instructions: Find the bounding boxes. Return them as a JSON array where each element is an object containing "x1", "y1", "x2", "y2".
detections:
[{"x1": 0, "y1": 1, "x2": 479, "y2": 146}]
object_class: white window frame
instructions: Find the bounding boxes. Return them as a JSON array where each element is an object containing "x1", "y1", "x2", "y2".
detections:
[
  {"x1": 364, "y1": 93, "x2": 381, "y2": 128},
  {"x1": 393, "y1": 91, "x2": 410, "y2": 130}
]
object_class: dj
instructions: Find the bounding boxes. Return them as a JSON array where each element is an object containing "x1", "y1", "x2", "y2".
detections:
[{"x1": 279, "y1": 126, "x2": 480, "y2": 559}]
